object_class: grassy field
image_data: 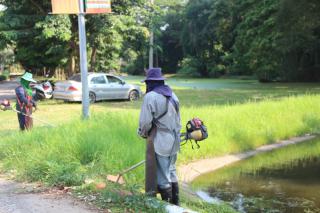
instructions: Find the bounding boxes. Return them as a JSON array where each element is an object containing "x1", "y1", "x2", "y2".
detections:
[{"x1": 0, "y1": 77, "x2": 319, "y2": 212}]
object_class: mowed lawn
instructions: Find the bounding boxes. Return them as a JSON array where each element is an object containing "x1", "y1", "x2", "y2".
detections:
[{"x1": 1, "y1": 77, "x2": 319, "y2": 134}]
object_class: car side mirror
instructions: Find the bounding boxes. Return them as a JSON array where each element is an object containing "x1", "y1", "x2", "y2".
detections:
[{"x1": 120, "y1": 81, "x2": 125, "y2": 85}]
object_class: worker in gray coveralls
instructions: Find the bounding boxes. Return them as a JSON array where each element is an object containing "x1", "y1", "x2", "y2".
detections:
[{"x1": 138, "y1": 68, "x2": 181, "y2": 205}]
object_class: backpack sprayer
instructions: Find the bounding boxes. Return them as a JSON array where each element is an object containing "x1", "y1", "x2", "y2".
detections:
[
  {"x1": 180, "y1": 118, "x2": 208, "y2": 149},
  {"x1": 107, "y1": 118, "x2": 208, "y2": 184},
  {"x1": 0, "y1": 99, "x2": 55, "y2": 127}
]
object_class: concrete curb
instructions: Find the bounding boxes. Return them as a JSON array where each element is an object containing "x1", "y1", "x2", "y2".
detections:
[
  {"x1": 165, "y1": 205, "x2": 197, "y2": 213},
  {"x1": 178, "y1": 134, "x2": 316, "y2": 183}
]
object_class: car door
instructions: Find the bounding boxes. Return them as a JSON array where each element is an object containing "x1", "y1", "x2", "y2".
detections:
[
  {"x1": 89, "y1": 75, "x2": 108, "y2": 100},
  {"x1": 105, "y1": 75, "x2": 129, "y2": 99}
]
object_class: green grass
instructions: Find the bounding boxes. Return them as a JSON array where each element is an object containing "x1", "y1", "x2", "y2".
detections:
[
  {"x1": 74, "y1": 183, "x2": 166, "y2": 213},
  {"x1": 1, "y1": 95, "x2": 319, "y2": 183},
  {"x1": 1, "y1": 78, "x2": 319, "y2": 134},
  {"x1": 0, "y1": 95, "x2": 320, "y2": 176},
  {"x1": 179, "y1": 95, "x2": 320, "y2": 162},
  {"x1": 0, "y1": 77, "x2": 319, "y2": 212},
  {"x1": 0, "y1": 112, "x2": 144, "y2": 185}
]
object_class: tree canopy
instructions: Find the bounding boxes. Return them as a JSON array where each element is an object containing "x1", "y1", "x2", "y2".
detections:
[
  {"x1": 168, "y1": 0, "x2": 320, "y2": 81},
  {"x1": 0, "y1": 0, "x2": 319, "y2": 81}
]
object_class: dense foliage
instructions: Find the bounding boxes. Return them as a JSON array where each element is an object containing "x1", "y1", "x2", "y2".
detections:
[
  {"x1": 0, "y1": 0, "x2": 150, "y2": 76},
  {"x1": 158, "y1": 0, "x2": 320, "y2": 81},
  {"x1": 0, "y1": 0, "x2": 319, "y2": 81}
]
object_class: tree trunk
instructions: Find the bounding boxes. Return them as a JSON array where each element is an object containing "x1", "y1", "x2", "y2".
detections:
[
  {"x1": 66, "y1": 16, "x2": 79, "y2": 78},
  {"x1": 68, "y1": 53, "x2": 76, "y2": 77},
  {"x1": 155, "y1": 47, "x2": 159, "y2": 68},
  {"x1": 90, "y1": 47, "x2": 97, "y2": 72}
]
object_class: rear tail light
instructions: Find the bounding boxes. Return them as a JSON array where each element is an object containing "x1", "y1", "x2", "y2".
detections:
[
  {"x1": 43, "y1": 85, "x2": 50, "y2": 90},
  {"x1": 68, "y1": 86, "x2": 78, "y2": 91}
]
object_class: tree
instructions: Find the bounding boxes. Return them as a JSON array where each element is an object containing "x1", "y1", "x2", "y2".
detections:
[
  {"x1": 231, "y1": 0, "x2": 281, "y2": 81},
  {"x1": 86, "y1": 1, "x2": 150, "y2": 74},
  {"x1": 0, "y1": 0, "x2": 73, "y2": 76},
  {"x1": 0, "y1": 0, "x2": 151, "y2": 76},
  {"x1": 277, "y1": 0, "x2": 320, "y2": 81},
  {"x1": 179, "y1": 0, "x2": 235, "y2": 77},
  {"x1": 157, "y1": 8, "x2": 184, "y2": 73}
]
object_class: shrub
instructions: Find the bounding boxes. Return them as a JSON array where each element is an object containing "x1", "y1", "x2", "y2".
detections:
[
  {"x1": 0, "y1": 75, "x2": 7, "y2": 81},
  {"x1": 178, "y1": 57, "x2": 202, "y2": 77},
  {"x1": 45, "y1": 162, "x2": 85, "y2": 186}
]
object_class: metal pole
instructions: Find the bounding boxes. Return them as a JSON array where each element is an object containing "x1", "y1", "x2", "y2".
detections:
[
  {"x1": 11, "y1": 108, "x2": 56, "y2": 127},
  {"x1": 148, "y1": 0, "x2": 154, "y2": 69},
  {"x1": 78, "y1": 0, "x2": 90, "y2": 119}
]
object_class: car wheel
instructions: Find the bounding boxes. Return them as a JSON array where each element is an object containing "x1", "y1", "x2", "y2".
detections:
[
  {"x1": 129, "y1": 90, "x2": 139, "y2": 101},
  {"x1": 35, "y1": 90, "x2": 46, "y2": 101},
  {"x1": 89, "y1": 92, "x2": 96, "y2": 103}
]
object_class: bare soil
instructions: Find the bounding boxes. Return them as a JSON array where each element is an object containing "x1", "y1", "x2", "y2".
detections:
[{"x1": 0, "y1": 176, "x2": 100, "y2": 213}]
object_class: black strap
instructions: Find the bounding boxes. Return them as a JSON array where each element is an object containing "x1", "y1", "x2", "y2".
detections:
[{"x1": 169, "y1": 97, "x2": 179, "y2": 114}]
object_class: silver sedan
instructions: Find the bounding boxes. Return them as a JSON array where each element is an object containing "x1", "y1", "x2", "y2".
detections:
[{"x1": 53, "y1": 73, "x2": 142, "y2": 103}]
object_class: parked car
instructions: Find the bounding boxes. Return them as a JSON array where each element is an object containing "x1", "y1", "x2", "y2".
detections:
[{"x1": 53, "y1": 73, "x2": 142, "y2": 103}]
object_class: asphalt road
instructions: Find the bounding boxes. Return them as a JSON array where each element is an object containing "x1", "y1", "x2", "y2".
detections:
[{"x1": 0, "y1": 81, "x2": 18, "y2": 101}]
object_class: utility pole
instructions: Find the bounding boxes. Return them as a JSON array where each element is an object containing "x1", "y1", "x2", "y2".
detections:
[
  {"x1": 148, "y1": 0, "x2": 154, "y2": 69},
  {"x1": 78, "y1": 0, "x2": 90, "y2": 119}
]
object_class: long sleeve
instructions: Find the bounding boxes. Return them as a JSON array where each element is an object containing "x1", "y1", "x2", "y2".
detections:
[
  {"x1": 15, "y1": 87, "x2": 31, "y2": 106},
  {"x1": 138, "y1": 95, "x2": 154, "y2": 138},
  {"x1": 15, "y1": 86, "x2": 36, "y2": 113}
]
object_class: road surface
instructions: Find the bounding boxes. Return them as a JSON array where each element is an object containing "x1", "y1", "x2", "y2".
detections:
[
  {"x1": 0, "y1": 81, "x2": 18, "y2": 100},
  {"x1": 0, "y1": 177, "x2": 99, "y2": 213}
]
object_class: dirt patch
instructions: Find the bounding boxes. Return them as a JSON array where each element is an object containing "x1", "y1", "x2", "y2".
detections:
[{"x1": 0, "y1": 177, "x2": 100, "y2": 213}]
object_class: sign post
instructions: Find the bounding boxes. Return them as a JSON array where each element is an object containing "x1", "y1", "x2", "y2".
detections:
[
  {"x1": 51, "y1": 0, "x2": 111, "y2": 119},
  {"x1": 148, "y1": 0, "x2": 154, "y2": 69}
]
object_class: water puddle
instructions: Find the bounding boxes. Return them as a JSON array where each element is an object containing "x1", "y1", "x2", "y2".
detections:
[{"x1": 193, "y1": 139, "x2": 320, "y2": 213}]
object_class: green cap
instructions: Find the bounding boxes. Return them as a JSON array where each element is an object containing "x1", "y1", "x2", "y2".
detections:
[{"x1": 21, "y1": 72, "x2": 37, "y2": 83}]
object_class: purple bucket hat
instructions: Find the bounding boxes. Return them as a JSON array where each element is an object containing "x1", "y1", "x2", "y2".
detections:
[{"x1": 142, "y1": 68, "x2": 166, "y2": 82}]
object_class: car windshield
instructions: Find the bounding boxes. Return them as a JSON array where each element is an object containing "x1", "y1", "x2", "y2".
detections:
[{"x1": 68, "y1": 74, "x2": 81, "y2": 82}]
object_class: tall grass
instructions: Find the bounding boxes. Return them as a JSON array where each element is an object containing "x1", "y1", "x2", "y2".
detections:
[
  {"x1": 179, "y1": 95, "x2": 320, "y2": 162},
  {"x1": 0, "y1": 112, "x2": 145, "y2": 186},
  {"x1": 0, "y1": 95, "x2": 319, "y2": 186}
]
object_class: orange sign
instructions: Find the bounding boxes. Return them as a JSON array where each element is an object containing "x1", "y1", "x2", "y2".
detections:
[
  {"x1": 51, "y1": 0, "x2": 80, "y2": 14},
  {"x1": 85, "y1": 0, "x2": 111, "y2": 14}
]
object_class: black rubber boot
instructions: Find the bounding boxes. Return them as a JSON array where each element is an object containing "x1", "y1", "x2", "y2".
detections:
[
  {"x1": 171, "y1": 182, "x2": 180, "y2": 206},
  {"x1": 158, "y1": 187, "x2": 172, "y2": 203}
]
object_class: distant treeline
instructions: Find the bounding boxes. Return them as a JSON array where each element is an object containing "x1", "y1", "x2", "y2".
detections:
[
  {"x1": 0, "y1": 0, "x2": 319, "y2": 81},
  {"x1": 157, "y1": 0, "x2": 320, "y2": 82}
]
